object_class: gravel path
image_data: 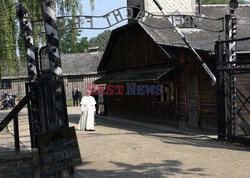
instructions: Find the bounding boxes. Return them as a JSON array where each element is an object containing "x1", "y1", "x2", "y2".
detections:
[
  {"x1": 1, "y1": 107, "x2": 250, "y2": 178},
  {"x1": 67, "y1": 107, "x2": 250, "y2": 178}
]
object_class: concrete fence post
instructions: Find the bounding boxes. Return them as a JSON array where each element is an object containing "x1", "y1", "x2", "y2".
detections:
[{"x1": 32, "y1": 148, "x2": 40, "y2": 178}]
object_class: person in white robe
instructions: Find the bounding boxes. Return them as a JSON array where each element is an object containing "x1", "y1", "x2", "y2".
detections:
[{"x1": 78, "y1": 90, "x2": 96, "y2": 131}]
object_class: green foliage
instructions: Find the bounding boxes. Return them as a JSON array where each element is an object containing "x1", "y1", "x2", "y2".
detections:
[
  {"x1": 0, "y1": 0, "x2": 95, "y2": 78},
  {"x1": 0, "y1": 0, "x2": 18, "y2": 75},
  {"x1": 201, "y1": 0, "x2": 247, "y2": 4},
  {"x1": 59, "y1": 19, "x2": 82, "y2": 53},
  {"x1": 77, "y1": 37, "x2": 89, "y2": 53},
  {"x1": 60, "y1": 30, "x2": 111, "y2": 53},
  {"x1": 88, "y1": 30, "x2": 112, "y2": 51},
  {"x1": 66, "y1": 99, "x2": 74, "y2": 107}
]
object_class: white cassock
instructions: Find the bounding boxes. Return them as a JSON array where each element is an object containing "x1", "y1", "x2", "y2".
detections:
[{"x1": 78, "y1": 96, "x2": 96, "y2": 131}]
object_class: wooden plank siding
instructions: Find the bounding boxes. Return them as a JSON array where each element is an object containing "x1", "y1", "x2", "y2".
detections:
[
  {"x1": 0, "y1": 74, "x2": 101, "y2": 100},
  {"x1": 106, "y1": 87, "x2": 177, "y2": 125},
  {"x1": 100, "y1": 24, "x2": 221, "y2": 130},
  {"x1": 177, "y1": 50, "x2": 217, "y2": 130},
  {"x1": 187, "y1": 75, "x2": 199, "y2": 127},
  {"x1": 177, "y1": 67, "x2": 188, "y2": 127},
  {"x1": 102, "y1": 24, "x2": 177, "y2": 125},
  {"x1": 104, "y1": 47, "x2": 219, "y2": 130},
  {"x1": 198, "y1": 63, "x2": 217, "y2": 130},
  {"x1": 105, "y1": 25, "x2": 173, "y2": 71},
  {"x1": 64, "y1": 74, "x2": 101, "y2": 99},
  {"x1": 0, "y1": 78, "x2": 28, "y2": 98}
]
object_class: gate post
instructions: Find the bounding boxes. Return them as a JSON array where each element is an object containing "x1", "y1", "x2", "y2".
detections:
[
  {"x1": 17, "y1": 4, "x2": 40, "y2": 148},
  {"x1": 17, "y1": 4, "x2": 38, "y2": 82},
  {"x1": 40, "y1": 1, "x2": 73, "y2": 176},
  {"x1": 215, "y1": 41, "x2": 226, "y2": 140},
  {"x1": 225, "y1": 12, "x2": 238, "y2": 136},
  {"x1": 40, "y1": 0, "x2": 69, "y2": 130}
]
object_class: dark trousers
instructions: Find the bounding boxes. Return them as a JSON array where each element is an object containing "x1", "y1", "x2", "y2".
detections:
[
  {"x1": 95, "y1": 103, "x2": 99, "y2": 114},
  {"x1": 73, "y1": 98, "x2": 78, "y2": 106}
]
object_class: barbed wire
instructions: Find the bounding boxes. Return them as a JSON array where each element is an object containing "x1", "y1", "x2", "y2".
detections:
[
  {"x1": 145, "y1": 0, "x2": 196, "y2": 15},
  {"x1": 1, "y1": 1, "x2": 250, "y2": 54}
]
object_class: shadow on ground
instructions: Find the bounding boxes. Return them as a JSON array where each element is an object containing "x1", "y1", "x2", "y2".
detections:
[
  {"x1": 68, "y1": 113, "x2": 250, "y2": 152},
  {"x1": 75, "y1": 159, "x2": 209, "y2": 177},
  {"x1": 0, "y1": 146, "x2": 32, "y2": 177}
]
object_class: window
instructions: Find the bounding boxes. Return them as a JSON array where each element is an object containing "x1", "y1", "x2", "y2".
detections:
[
  {"x1": 0, "y1": 80, "x2": 11, "y2": 89},
  {"x1": 67, "y1": 77, "x2": 83, "y2": 82},
  {"x1": 156, "y1": 83, "x2": 174, "y2": 102}
]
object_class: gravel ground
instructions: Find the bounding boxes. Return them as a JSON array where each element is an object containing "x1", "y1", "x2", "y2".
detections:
[
  {"x1": 1, "y1": 108, "x2": 250, "y2": 178},
  {"x1": 67, "y1": 107, "x2": 250, "y2": 178}
]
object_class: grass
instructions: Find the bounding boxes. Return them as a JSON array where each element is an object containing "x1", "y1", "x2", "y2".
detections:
[
  {"x1": 66, "y1": 99, "x2": 81, "y2": 107},
  {"x1": 66, "y1": 99, "x2": 74, "y2": 107}
]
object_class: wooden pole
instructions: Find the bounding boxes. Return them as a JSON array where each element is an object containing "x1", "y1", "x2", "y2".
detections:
[
  {"x1": 198, "y1": 0, "x2": 201, "y2": 14},
  {"x1": 13, "y1": 115, "x2": 20, "y2": 154}
]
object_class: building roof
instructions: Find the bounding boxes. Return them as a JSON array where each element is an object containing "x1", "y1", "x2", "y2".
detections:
[
  {"x1": 97, "y1": 22, "x2": 179, "y2": 72},
  {"x1": 61, "y1": 52, "x2": 103, "y2": 76},
  {"x1": 1, "y1": 52, "x2": 103, "y2": 79},
  {"x1": 139, "y1": 4, "x2": 250, "y2": 52},
  {"x1": 97, "y1": 5, "x2": 250, "y2": 72},
  {"x1": 94, "y1": 67, "x2": 175, "y2": 84}
]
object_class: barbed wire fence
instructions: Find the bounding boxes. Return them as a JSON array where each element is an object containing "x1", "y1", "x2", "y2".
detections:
[
  {"x1": 145, "y1": 0, "x2": 197, "y2": 15},
  {"x1": 145, "y1": 0, "x2": 250, "y2": 50},
  {"x1": 0, "y1": 1, "x2": 250, "y2": 78}
]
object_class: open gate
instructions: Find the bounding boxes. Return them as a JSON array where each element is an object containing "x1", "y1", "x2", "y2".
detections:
[{"x1": 216, "y1": 37, "x2": 250, "y2": 142}]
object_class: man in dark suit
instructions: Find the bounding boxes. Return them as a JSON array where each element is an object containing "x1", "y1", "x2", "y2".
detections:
[{"x1": 72, "y1": 88, "x2": 79, "y2": 106}]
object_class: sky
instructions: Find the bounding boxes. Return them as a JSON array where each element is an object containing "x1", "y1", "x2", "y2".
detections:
[{"x1": 80, "y1": 0, "x2": 127, "y2": 39}]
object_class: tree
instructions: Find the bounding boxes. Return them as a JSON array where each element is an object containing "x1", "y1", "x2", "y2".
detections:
[
  {"x1": 77, "y1": 37, "x2": 89, "y2": 53},
  {"x1": 60, "y1": 29, "x2": 112, "y2": 53},
  {"x1": 59, "y1": 19, "x2": 83, "y2": 53},
  {"x1": 88, "y1": 30, "x2": 112, "y2": 51},
  {"x1": 0, "y1": 0, "x2": 18, "y2": 78},
  {"x1": 0, "y1": 0, "x2": 95, "y2": 77}
]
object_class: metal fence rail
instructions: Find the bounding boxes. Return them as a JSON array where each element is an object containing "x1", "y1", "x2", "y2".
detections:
[{"x1": 216, "y1": 38, "x2": 250, "y2": 142}]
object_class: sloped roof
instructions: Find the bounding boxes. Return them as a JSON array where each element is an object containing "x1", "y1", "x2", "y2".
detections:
[
  {"x1": 94, "y1": 67, "x2": 175, "y2": 84},
  {"x1": 140, "y1": 5, "x2": 250, "y2": 52},
  {"x1": 97, "y1": 5, "x2": 250, "y2": 72},
  {"x1": 1, "y1": 52, "x2": 103, "y2": 79},
  {"x1": 97, "y1": 21, "x2": 179, "y2": 72},
  {"x1": 61, "y1": 52, "x2": 103, "y2": 75}
]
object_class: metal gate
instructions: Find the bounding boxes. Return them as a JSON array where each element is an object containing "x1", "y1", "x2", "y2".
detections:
[{"x1": 216, "y1": 37, "x2": 250, "y2": 142}]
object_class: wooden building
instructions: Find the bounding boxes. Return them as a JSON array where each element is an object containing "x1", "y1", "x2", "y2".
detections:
[
  {"x1": 95, "y1": 5, "x2": 250, "y2": 130},
  {"x1": 61, "y1": 52, "x2": 102, "y2": 99},
  {"x1": 0, "y1": 52, "x2": 103, "y2": 99}
]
